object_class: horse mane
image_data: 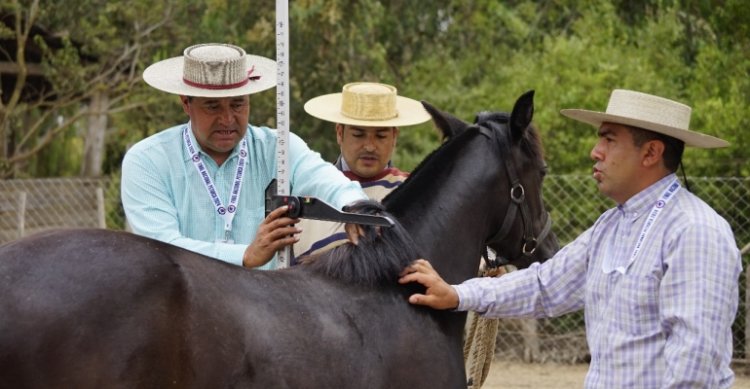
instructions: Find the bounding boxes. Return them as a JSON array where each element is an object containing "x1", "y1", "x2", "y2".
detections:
[
  {"x1": 299, "y1": 200, "x2": 421, "y2": 286},
  {"x1": 382, "y1": 127, "x2": 475, "y2": 208}
]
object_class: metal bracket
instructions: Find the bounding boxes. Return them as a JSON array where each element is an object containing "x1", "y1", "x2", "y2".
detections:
[{"x1": 264, "y1": 179, "x2": 394, "y2": 227}]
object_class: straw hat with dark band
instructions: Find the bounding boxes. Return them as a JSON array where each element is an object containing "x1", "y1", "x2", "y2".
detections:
[
  {"x1": 560, "y1": 89, "x2": 729, "y2": 148},
  {"x1": 143, "y1": 43, "x2": 276, "y2": 97},
  {"x1": 304, "y1": 82, "x2": 431, "y2": 127}
]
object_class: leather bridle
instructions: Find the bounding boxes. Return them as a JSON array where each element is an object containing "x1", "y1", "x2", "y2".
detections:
[{"x1": 474, "y1": 113, "x2": 553, "y2": 258}]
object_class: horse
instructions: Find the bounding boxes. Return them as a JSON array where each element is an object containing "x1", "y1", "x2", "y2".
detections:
[{"x1": 0, "y1": 90, "x2": 558, "y2": 388}]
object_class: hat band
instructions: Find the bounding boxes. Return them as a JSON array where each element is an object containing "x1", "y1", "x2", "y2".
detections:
[
  {"x1": 182, "y1": 67, "x2": 261, "y2": 91},
  {"x1": 183, "y1": 77, "x2": 249, "y2": 90}
]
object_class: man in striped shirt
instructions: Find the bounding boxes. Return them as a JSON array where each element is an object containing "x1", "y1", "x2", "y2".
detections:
[
  {"x1": 293, "y1": 82, "x2": 430, "y2": 260},
  {"x1": 399, "y1": 90, "x2": 741, "y2": 388}
]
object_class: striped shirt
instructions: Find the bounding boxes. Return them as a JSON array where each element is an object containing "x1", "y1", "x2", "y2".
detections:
[
  {"x1": 121, "y1": 123, "x2": 366, "y2": 269},
  {"x1": 293, "y1": 167, "x2": 408, "y2": 259},
  {"x1": 455, "y1": 174, "x2": 741, "y2": 388}
]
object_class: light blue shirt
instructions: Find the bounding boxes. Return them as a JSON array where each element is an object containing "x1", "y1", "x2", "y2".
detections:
[
  {"x1": 121, "y1": 123, "x2": 366, "y2": 269},
  {"x1": 455, "y1": 174, "x2": 741, "y2": 388}
]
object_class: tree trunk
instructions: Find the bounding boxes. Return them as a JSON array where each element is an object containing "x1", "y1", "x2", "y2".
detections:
[{"x1": 80, "y1": 90, "x2": 108, "y2": 177}]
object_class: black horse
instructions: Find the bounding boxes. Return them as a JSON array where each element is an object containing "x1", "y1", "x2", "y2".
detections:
[{"x1": 0, "y1": 91, "x2": 557, "y2": 388}]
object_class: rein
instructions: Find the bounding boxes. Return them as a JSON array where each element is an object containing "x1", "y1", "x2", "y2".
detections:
[{"x1": 475, "y1": 115, "x2": 552, "y2": 257}]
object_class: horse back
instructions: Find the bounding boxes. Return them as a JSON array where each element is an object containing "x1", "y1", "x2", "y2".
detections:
[
  {"x1": 0, "y1": 229, "x2": 193, "y2": 388},
  {"x1": 207, "y1": 273, "x2": 467, "y2": 388},
  {"x1": 0, "y1": 229, "x2": 467, "y2": 388}
]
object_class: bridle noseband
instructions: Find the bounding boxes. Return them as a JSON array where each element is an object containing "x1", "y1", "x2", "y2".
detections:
[{"x1": 475, "y1": 114, "x2": 553, "y2": 258}]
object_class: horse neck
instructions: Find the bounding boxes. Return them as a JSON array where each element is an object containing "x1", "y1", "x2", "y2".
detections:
[{"x1": 387, "y1": 138, "x2": 500, "y2": 285}]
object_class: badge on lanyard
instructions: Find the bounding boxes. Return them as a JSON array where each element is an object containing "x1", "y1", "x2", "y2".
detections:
[{"x1": 183, "y1": 124, "x2": 247, "y2": 244}]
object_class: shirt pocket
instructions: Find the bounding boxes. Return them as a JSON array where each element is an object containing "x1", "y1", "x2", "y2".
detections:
[{"x1": 612, "y1": 274, "x2": 661, "y2": 336}]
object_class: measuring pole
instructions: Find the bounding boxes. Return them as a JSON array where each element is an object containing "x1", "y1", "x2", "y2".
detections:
[{"x1": 275, "y1": 0, "x2": 292, "y2": 267}]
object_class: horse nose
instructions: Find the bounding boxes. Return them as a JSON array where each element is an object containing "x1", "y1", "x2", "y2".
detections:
[{"x1": 537, "y1": 231, "x2": 560, "y2": 260}]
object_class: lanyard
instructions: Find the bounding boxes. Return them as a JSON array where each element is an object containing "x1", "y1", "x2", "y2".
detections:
[
  {"x1": 183, "y1": 124, "x2": 248, "y2": 243},
  {"x1": 602, "y1": 178, "x2": 681, "y2": 275}
]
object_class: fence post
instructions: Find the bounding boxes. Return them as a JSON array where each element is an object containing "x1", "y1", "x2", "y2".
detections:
[
  {"x1": 17, "y1": 191, "x2": 26, "y2": 239},
  {"x1": 743, "y1": 243, "x2": 750, "y2": 374},
  {"x1": 521, "y1": 318, "x2": 540, "y2": 362},
  {"x1": 96, "y1": 187, "x2": 106, "y2": 228}
]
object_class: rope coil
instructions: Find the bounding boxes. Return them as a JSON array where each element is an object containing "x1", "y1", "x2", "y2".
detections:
[{"x1": 464, "y1": 256, "x2": 515, "y2": 388}]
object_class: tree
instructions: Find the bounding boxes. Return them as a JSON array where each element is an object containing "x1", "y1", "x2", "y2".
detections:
[
  {"x1": 0, "y1": 0, "x2": 176, "y2": 178},
  {"x1": 1, "y1": 0, "x2": 748, "y2": 178}
]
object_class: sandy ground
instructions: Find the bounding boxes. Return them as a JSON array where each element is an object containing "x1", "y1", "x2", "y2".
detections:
[{"x1": 482, "y1": 361, "x2": 750, "y2": 388}]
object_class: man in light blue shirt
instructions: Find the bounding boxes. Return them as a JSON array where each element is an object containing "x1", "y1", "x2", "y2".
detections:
[
  {"x1": 399, "y1": 90, "x2": 741, "y2": 388},
  {"x1": 121, "y1": 43, "x2": 367, "y2": 270}
]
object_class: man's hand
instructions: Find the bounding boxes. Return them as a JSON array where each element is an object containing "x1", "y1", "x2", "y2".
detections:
[
  {"x1": 344, "y1": 223, "x2": 365, "y2": 245},
  {"x1": 243, "y1": 205, "x2": 300, "y2": 268},
  {"x1": 398, "y1": 259, "x2": 459, "y2": 310}
]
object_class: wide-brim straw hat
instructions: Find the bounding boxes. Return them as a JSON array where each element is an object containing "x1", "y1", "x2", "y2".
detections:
[
  {"x1": 560, "y1": 89, "x2": 729, "y2": 148},
  {"x1": 143, "y1": 43, "x2": 276, "y2": 98},
  {"x1": 304, "y1": 82, "x2": 431, "y2": 127}
]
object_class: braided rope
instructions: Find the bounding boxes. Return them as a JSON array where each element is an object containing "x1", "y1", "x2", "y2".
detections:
[{"x1": 464, "y1": 264, "x2": 512, "y2": 388}]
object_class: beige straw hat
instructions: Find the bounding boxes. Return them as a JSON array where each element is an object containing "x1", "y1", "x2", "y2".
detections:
[
  {"x1": 560, "y1": 89, "x2": 728, "y2": 148},
  {"x1": 304, "y1": 82, "x2": 431, "y2": 127},
  {"x1": 143, "y1": 43, "x2": 276, "y2": 97}
]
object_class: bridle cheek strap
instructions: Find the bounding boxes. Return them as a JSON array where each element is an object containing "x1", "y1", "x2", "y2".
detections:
[{"x1": 480, "y1": 118, "x2": 549, "y2": 258}]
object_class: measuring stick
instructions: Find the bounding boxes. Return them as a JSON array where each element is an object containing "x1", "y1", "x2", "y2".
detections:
[{"x1": 275, "y1": 0, "x2": 291, "y2": 267}]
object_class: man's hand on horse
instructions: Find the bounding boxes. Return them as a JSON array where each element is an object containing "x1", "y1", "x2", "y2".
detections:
[
  {"x1": 243, "y1": 205, "x2": 301, "y2": 268},
  {"x1": 398, "y1": 259, "x2": 459, "y2": 310}
]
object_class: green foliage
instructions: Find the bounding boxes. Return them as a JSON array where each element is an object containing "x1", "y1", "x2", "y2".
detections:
[
  {"x1": 32, "y1": 123, "x2": 82, "y2": 177},
  {"x1": 3, "y1": 0, "x2": 749, "y2": 175}
]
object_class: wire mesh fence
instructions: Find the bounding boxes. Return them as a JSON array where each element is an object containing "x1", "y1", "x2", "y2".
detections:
[
  {"x1": 0, "y1": 177, "x2": 126, "y2": 242},
  {"x1": 1, "y1": 175, "x2": 749, "y2": 366}
]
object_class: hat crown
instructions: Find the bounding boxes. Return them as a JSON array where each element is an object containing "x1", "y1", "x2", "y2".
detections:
[
  {"x1": 182, "y1": 44, "x2": 248, "y2": 89},
  {"x1": 340, "y1": 82, "x2": 398, "y2": 121},
  {"x1": 606, "y1": 89, "x2": 691, "y2": 131}
]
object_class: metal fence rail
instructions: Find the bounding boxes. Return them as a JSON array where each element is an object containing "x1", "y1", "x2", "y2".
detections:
[{"x1": 1, "y1": 175, "x2": 749, "y2": 366}]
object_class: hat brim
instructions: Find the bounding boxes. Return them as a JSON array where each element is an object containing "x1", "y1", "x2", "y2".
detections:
[
  {"x1": 304, "y1": 93, "x2": 432, "y2": 127},
  {"x1": 560, "y1": 109, "x2": 729, "y2": 148},
  {"x1": 143, "y1": 55, "x2": 277, "y2": 97}
]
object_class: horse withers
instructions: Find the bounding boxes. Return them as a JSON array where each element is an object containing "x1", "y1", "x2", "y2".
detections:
[{"x1": 0, "y1": 91, "x2": 557, "y2": 388}]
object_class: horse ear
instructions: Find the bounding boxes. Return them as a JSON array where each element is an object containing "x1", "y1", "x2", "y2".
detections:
[
  {"x1": 509, "y1": 90, "x2": 535, "y2": 142},
  {"x1": 422, "y1": 100, "x2": 468, "y2": 142}
]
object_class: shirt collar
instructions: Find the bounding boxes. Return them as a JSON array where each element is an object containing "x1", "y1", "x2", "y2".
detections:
[
  {"x1": 618, "y1": 173, "x2": 678, "y2": 220},
  {"x1": 334, "y1": 155, "x2": 395, "y2": 182}
]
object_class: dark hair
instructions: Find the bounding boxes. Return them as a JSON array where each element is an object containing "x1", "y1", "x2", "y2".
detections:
[
  {"x1": 300, "y1": 200, "x2": 420, "y2": 286},
  {"x1": 627, "y1": 126, "x2": 685, "y2": 172}
]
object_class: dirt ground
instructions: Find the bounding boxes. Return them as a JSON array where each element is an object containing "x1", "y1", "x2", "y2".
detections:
[{"x1": 482, "y1": 361, "x2": 750, "y2": 388}]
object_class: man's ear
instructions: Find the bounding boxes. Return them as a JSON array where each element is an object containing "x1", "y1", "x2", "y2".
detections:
[
  {"x1": 180, "y1": 95, "x2": 191, "y2": 115},
  {"x1": 642, "y1": 139, "x2": 666, "y2": 168},
  {"x1": 336, "y1": 123, "x2": 345, "y2": 146}
]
